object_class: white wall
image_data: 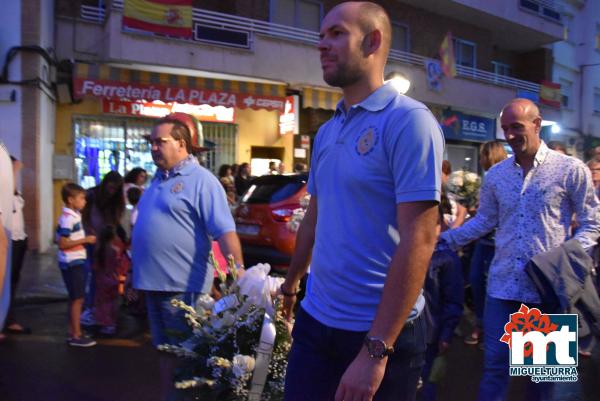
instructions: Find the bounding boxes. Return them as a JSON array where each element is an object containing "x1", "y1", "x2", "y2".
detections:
[{"x1": 0, "y1": 0, "x2": 22, "y2": 158}]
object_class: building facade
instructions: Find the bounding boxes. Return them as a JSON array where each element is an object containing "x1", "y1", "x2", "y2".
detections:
[{"x1": 0, "y1": 0, "x2": 569, "y2": 250}]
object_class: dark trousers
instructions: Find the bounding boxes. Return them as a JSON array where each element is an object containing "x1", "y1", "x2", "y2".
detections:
[
  {"x1": 6, "y1": 237, "x2": 27, "y2": 326},
  {"x1": 284, "y1": 306, "x2": 426, "y2": 401}
]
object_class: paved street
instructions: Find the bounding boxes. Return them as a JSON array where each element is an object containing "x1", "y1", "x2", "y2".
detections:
[{"x1": 0, "y1": 249, "x2": 584, "y2": 401}]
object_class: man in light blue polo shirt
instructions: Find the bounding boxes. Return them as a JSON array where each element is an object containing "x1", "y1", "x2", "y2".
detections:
[
  {"x1": 281, "y1": 2, "x2": 444, "y2": 401},
  {"x1": 132, "y1": 113, "x2": 243, "y2": 347}
]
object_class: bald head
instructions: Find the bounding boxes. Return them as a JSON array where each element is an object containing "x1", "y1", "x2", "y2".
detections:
[
  {"x1": 327, "y1": 2, "x2": 392, "y2": 59},
  {"x1": 501, "y1": 98, "x2": 541, "y2": 122}
]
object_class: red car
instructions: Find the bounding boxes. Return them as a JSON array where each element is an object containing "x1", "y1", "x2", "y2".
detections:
[{"x1": 234, "y1": 173, "x2": 308, "y2": 273}]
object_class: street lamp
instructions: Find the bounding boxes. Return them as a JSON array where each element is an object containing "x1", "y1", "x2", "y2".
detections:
[{"x1": 385, "y1": 72, "x2": 411, "y2": 94}]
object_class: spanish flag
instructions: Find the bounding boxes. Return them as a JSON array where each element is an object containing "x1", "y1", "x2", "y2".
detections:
[
  {"x1": 539, "y1": 81, "x2": 562, "y2": 109},
  {"x1": 439, "y1": 31, "x2": 457, "y2": 78},
  {"x1": 123, "y1": 0, "x2": 193, "y2": 39}
]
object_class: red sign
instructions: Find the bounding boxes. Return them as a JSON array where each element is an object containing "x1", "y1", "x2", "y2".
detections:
[
  {"x1": 74, "y1": 78, "x2": 286, "y2": 112},
  {"x1": 102, "y1": 98, "x2": 235, "y2": 122},
  {"x1": 279, "y1": 95, "x2": 299, "y2": 135}
]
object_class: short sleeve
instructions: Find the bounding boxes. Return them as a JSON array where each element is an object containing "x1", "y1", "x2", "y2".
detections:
[
  {"x1": 307, "y1": 130, "x2": 323, "y2": 196},
  {"x1": 57, "y1": 215, "x2": 73, "y2": 237},
  {"x1": 385, "y1": 108, "x2": 444, "y2": 203},
  {"x1": 199, "y1": 173, "x2": 236, "y2": 239}
]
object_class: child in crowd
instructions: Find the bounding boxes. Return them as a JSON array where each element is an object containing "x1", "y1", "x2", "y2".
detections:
[
  {"x1": 93, "y1": 225, "x2": 130, "y2": 335},
  {"x1": 419, "y1": 192, "x2": 464, "y2": 401},
  {"x1": 127, "y1": 186, "x2": 141, "y2": 229},
  {"x1": 56, "y1": 183, "x2": 97, "y2": 347}
]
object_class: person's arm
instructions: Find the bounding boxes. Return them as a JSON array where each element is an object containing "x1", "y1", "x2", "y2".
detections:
[
  {"x1": 216, "y1": 231, "x2": 244, "y2": 269},
  {"x1": 280, "y1": 195, "x2": 317, "y2": 320},
  {"x1": 334, "y1": 200, "x2": 439, "y2": 401},
  {"x1": 57, "y1": 235, "x2": 96, "y2": 251},
  {"x1": 441, "y1": 175, "x2": 499, "y2": 249},
  {"x1": 569, "y1": 163, "x2": 600, "y2": 248},
  {"x1": 0, "y1": 221, "x2": 7, "y2": 295}
]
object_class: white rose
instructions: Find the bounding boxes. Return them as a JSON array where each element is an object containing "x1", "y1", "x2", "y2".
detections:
[
  {"x1": 232, "y1": 354, "x2": 256, "y2": 378},
  {"x1": 196, "y1": 294, "x2": 215, "y2": 311},
  {"x1": 449, "y1": 174, "x2": 463, "y2": 187},
  {"x1": 465, "y1": 172, "x2": 479, "y2": 183}
]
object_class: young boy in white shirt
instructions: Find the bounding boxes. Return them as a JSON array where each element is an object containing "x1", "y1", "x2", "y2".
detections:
[{"x1": 56, "y1": 183, "x2": 97, "y2": 347}]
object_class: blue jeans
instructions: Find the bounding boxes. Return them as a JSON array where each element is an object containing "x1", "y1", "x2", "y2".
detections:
[
  {"x1": 284, "y1": 307, "x2": 426, "y2": 401},
  {"x1": 469, "y1": 240, "x2": 494, "y2": 326},
  {"x1": 144, "y1": 291, "x2": 199, "y2": 347},
  {"x1": 478, "y1": 297, "x2": 554, "y2": 401}
]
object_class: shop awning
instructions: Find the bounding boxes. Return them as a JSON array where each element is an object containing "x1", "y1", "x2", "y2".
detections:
[
  {"x1": 73, "y1": 63, "x2": 287, "y2": 112},
  {"x1": 302, "y1": 87, "x2": 343, "y2": 111}
]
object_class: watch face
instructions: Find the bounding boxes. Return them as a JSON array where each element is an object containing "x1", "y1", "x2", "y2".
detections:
[
  {"x1": 367, "y1": 338, "x2": 386, "y2": 358},
  {"x1": 370, "y1": 340, "x2": 385, "y2": 356}
]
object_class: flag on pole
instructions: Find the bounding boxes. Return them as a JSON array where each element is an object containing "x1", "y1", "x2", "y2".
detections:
[
  {"x1": 439, "y1": 32, "x2": 457, "y2": 78},
  {"x1": 123, "y1": 0, "x2": 193, "y2": 39},
  {"x1": 539, "y1": 81, "x2": 562, "y2": 108}
]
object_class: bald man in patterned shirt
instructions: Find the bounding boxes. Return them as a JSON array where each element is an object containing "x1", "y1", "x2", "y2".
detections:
[{"x1": 441, "y1": 98, "x2": 600, "y2": 401}]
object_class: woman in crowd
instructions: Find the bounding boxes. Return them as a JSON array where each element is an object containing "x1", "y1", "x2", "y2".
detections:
[
  {"x1": 81, "y1": 171, "x2": 126, "y2": 325},
  {"x1": 3, "y1": 156, "x2": 30, "y2": 335},
  {"x1": 218, "y1": 164, "x2": 236, "y2": 206},
  {"x1": 464, "y1": 140, "x2": 507, "y2": 345},
  {"x1": 235, "y1": 163, "x2": 253, "y2": 197}
]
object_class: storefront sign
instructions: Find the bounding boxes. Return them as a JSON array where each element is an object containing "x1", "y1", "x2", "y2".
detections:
[
  {"x1": 441, "y1": 110, "x2": 496, "y2": 142},
  {"x1": 279, "y1": 95, "x2": 299, "y2": 135},
  {"x1": 75, "y1": 78, "x2": 286, "y2": 112},
  {"x1": 300, "y1": 135, "x2": 310, "y2": 149},
  {"x1": 102, "y1": 98, "x2": 235, "y2": 122}
]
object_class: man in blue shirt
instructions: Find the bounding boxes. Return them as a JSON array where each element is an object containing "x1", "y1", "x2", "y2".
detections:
[
  {"x1": 132, "y1": 113, "x2": 243, "y2": 347},
  {"x1": 281, "y1": 2, "x2": 444, "y2": 401}
]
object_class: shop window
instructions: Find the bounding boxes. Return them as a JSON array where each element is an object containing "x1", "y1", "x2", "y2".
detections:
[
  {"x1": 202, "y1": 123, "x2": 239, "y2": 174},
  {"x1": 391, "y1": 23, "x2": 410, "y2": 52},
  {"x1": 559, "y1": 78, "x2": 573, "y2": 108},
  {"x1": 454, "y1": 38, "x2": 477, "y2": 69},
  {"x1": 270, "y1": 0, "x2": 323, "y2": 31},
  {"x1": 73, "y1": 117, "x2": 155, "y2": 188},
  {"x1": 73, "y1": 117, "x2": 238, "y2": 187},
  {"x1": 444, "y1": 144, "x2": 479, "y2": 174}
]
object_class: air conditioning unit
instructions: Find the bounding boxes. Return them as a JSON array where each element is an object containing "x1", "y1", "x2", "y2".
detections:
[{"x1": 193, "y1": 23, "x2": 252, "y2": 49}]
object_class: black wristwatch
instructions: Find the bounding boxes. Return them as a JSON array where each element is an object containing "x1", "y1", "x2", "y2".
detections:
[{"x1": 364, "y1": 336, "x2": 394, "y2": 359}]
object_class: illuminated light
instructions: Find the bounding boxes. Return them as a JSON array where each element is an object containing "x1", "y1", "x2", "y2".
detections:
[
  {"x1": 385, "y1": 72, "x2": 411, "y2": 94},
  {"x1": 551, "y1": 124, "x2": 561, "y2": 134}
]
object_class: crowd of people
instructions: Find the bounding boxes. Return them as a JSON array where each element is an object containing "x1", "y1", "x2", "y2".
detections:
[{"x1": 1, "y1": 2, "x2": 600, "y2": 401}]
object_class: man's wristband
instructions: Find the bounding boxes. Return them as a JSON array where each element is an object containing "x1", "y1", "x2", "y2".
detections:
[{"x1": 280, "y1": 284, "x2": 298, "y2": 297}]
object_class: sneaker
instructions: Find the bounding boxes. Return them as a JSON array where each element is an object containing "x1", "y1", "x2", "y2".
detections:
[
  {"x1": 68, "y1": 337, "x2": 97, "y2": 347},
  {"x1": 80, "y1": 309, "x2": 96, "y2": 326}
]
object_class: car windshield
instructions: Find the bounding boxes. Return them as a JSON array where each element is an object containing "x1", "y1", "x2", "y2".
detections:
[{"x1": 242, "y1": 174, "x2": 308, "y2": 204}]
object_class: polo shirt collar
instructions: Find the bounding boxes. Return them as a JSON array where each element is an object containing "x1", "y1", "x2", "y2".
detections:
[
  {"x1": 156, "y1": 155, "x2": 198, "y2": 180},
  {"x1": 334, "y1": 82, "x2": 399, "y2": 117}
]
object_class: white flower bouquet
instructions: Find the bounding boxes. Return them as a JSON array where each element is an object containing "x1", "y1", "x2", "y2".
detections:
[
  {"x1": 446, "y1": 170, "x2": 481, "y2": 209},
  {"x1": 286, "y1": 194, "x2": 311, "y2": 233},
  {"x1": 159, "y1": 256, "x2": 291, "y2": 401}
]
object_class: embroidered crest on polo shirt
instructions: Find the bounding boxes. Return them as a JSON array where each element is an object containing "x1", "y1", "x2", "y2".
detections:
[
  {"x1": 171, "y1": 181, "x2": 184, "y2": 193},
  {"x1": 355, "y1": 126, "x2": 379, "y2": 156}
]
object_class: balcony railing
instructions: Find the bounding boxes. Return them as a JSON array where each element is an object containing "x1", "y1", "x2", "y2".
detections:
[{"x1": 81, "y1": 1, "x2": 540, "y2": 94}]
